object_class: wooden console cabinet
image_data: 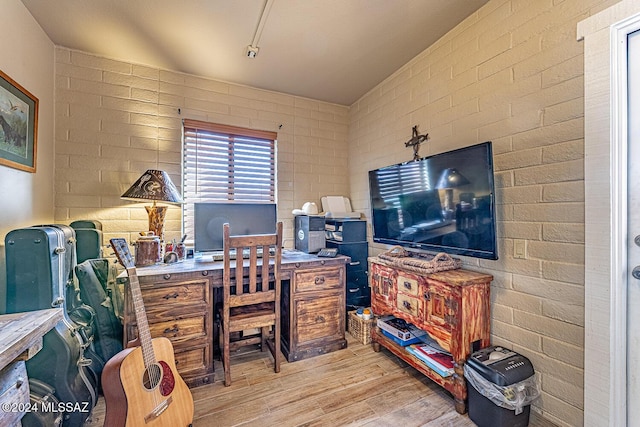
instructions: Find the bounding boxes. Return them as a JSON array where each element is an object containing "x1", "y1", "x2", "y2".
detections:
[{"x1": 369, "y1": 257, "x2": 492, "y2": 414}]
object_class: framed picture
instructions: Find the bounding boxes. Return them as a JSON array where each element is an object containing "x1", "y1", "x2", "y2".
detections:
[{"x1": 0, "y1": 70, "x2": 38, "y2": 173}]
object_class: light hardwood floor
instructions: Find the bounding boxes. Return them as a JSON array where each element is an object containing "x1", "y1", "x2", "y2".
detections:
[{"x1": 85, "y1": 334, "x2": 555, "y2": 426}]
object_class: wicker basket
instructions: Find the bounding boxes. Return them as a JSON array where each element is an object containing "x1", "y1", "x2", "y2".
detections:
[{"x1": 348, "y1": 311, "x2": 376, "y2": 345}]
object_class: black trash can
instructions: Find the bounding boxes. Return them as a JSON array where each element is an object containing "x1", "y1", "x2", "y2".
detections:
[{"x1": 465, "y1": 346, "x2": 539, "y2": 427}]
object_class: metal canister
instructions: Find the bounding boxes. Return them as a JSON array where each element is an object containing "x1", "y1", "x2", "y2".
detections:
[{"x1": 135, "y1": 234, "x2": 161, "y2": 266}]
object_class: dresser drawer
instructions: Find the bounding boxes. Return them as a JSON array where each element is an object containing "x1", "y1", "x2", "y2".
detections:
[
  {"x1": 396, "y1": 292, "x2": 422, "y2": 317},
  {"x1": 294, "y1": 267, "x2": 343, "y2": 292},
  {"x1": 397, "y1": 273, "x2": 420, "y2": 296},
  {"x1": 0, "y1": 361, "x2": 29, "y2": 427}
]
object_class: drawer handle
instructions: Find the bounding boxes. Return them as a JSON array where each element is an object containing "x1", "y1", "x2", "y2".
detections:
[
  {"x1": 349, "y1": 261, "x2": 361, "y2": 266},
  {"x1": 424, "y1": 292, "x2": 431, "y2": 301},
  {"x1": 315, "y1": 315, "x2": 325, "y2": 323},
  {"x1": 164, "y1": 325, "x2": 180, "y2": 334},
  {"x1": 163, "y1": 292, "x2": 179, "y2": 300},
  {"x1": 314, "y1": 276, "x2": 325, "y2": 285},
  {"x1": 163, "y1": 274, "x2": 171, "y2": 280},
  {"x1": 348, "y1": 288, "x2": 359, "y2": 293},
  {"x1": 403, "y1": 281, "x2": 413, "y2": 290},
  {"x1": 403, "y1": 300, "x2": 412, "y2": 310}
]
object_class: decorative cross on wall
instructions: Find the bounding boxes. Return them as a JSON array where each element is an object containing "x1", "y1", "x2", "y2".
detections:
[{"x1": 404, "y1": 125, "x2": 429, "y2": 161}]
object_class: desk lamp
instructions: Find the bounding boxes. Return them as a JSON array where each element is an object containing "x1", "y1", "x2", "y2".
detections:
[
  {"x1": 435, "y1": 168, "x2": 469, "y2": 220},
  {"x1": 121, "y1": 169, "x2": 183, "y2": 241}
]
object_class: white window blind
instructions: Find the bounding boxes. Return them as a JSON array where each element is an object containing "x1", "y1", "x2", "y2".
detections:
[{"x1": 183, "y1": 120, "x2": 277, "y2": 237}]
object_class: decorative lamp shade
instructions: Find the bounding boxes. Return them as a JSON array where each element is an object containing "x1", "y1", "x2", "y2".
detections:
[
  {"x1": 435, "y1": 168, "x2": 470, "y2": 190},
  {"x1": 121, "y1": 170, "x2": 183, "y2": 204}
]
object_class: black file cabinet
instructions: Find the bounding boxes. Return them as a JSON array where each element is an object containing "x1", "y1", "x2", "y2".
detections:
[{"x1": 325, "y1": 219, "x2": 369, "y2": 310}]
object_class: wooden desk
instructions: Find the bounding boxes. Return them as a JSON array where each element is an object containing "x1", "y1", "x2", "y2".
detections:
[
  {"x1": 0, "y1": 309, "x2": 63, "y2": 426},
  {"x1": 119, "y1": 252, "x2": 349, "y2": 387}
]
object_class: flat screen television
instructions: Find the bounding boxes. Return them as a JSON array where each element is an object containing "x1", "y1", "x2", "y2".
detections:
[
  {"x1": 368, "y1": 141, "x2": 498, "y2": 260},
  {"x1": 193, "y1": 202, "x2": 277, "y2": 253}
]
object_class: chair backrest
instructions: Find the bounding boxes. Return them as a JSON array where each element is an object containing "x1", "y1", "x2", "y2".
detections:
[{"x1": 222, "y1": 222, "x2": 283, "y2": 309}]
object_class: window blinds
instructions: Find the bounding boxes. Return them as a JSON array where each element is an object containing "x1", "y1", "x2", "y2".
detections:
[{"x1": 183, "y1": 120, "x2": 277, "y2": 236}]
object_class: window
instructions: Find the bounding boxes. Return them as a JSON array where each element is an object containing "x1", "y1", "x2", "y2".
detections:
[{"x1": 182, "y1": 120, "x2": 277, "y2": 237}]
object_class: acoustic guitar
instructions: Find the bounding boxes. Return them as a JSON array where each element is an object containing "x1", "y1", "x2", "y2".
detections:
[{"x1": 103, "y1": 238, "x2": 194, "y2": 427}]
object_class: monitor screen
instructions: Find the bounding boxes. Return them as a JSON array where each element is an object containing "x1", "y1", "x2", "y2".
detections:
[{"x1": 193, "y1": 203, "x2": 277, "y2": 253}]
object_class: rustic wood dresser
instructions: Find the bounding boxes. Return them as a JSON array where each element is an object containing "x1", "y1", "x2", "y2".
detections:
[{"x1": 369, "y1": 257, "x2": 492, "y2": 414}]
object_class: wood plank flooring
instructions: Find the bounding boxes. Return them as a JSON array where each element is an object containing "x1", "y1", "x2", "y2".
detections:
[{"x1": 85, "y1": 334, "x2": 556, "y2": 426}]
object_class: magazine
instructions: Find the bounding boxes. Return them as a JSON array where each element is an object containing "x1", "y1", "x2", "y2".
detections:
[{"x1": 406, "y1": 346, "x2": 454, "y2": 377}]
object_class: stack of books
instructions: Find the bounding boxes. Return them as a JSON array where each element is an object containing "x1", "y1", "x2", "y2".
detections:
[{"x1": 406, "y1": 340, "x2": 454, "y2": 377}]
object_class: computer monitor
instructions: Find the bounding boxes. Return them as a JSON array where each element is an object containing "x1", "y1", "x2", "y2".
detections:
[{"x1": 193, "y1": 202, "x2": 277, "y2": 253}]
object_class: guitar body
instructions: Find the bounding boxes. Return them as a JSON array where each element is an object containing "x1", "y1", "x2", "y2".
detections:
[{"x1": 102, "y1": 337, "x2": 194, "y2": 427}]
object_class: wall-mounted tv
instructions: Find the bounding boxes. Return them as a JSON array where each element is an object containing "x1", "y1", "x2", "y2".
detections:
[{"x1": 368, "y1": 141, "x2": 498, "y2": 260}]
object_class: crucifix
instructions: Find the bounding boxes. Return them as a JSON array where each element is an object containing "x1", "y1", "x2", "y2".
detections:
[{"x1": 404, "y1": 125, "x2": 429, "y2": 161}]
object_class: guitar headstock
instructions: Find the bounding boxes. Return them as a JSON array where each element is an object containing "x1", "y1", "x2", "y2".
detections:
[{"x1": 110, "y1": 238, "x2": 135, "y2": 269}]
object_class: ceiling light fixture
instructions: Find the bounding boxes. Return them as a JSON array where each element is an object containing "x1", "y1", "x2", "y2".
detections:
[{"x1": 246, "y1": 0, "x2": 275, "y2": 58}]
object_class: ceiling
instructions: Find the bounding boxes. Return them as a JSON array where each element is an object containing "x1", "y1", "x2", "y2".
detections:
[{"x1": 21, "y1": 0, "x2": 488, "y2": 106}]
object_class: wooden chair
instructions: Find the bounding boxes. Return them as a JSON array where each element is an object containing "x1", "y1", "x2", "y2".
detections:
[{"x1": 218, "y1": 221, "x2": 283, "y2": 386}]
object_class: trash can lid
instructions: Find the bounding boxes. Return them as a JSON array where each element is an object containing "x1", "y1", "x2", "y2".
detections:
[{"x1": 466, "y1": 346, "x2": 535, "y2": 386}]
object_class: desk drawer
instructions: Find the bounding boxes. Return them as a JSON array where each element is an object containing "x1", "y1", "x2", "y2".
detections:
[
  {"x1": 0, "y1": 361, "x2": 29, "y2": 427},
  {"x1": 294, "y1": 267, "x2": 343, "y2": 292},
  {"x1": 294, "y1": 293, "x2": 344, "y2": 344},
  {"x1": 128, "y1": 315, "x2": 208, "y2": 345},
  {"x1": 173, "y1": 341, "x2": 210, "y2": 376},
  {"x1": 140, "y1": 280, "x2": 209, "y2": 308}
]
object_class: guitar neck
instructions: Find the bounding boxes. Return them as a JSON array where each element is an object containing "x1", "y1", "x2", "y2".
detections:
[{"x1": 126, "y1": 267, "x2": 156, "y2": 367}]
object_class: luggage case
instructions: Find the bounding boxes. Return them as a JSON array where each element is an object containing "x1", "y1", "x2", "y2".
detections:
[
  {"x1": 70, "y1": 220, "x2": 104, "y2": 263},
  {"x1": 70, "y1": 220, "x2": 102, "y2": 230},
  {"x1": 5, "y1": 225, "x2": 75, "y2": 313},
  {"x1": 5, "y1": 225, "x2": 98, "y2": 426}
]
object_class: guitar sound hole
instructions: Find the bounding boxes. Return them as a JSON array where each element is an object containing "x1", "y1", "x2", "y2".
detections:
[
  {"x1": 142, "y1": 361, "x2": 176, "y2": 396},
  {"x1": 142, "y1": 364, "x2": 162, "y2": 390}
]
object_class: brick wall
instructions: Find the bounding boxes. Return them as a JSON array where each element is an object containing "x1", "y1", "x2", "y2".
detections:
[
  {"x1": 347, "y1": 0, "x2": 618, "y2": 425},
  {"x1": 51, "y1": 0, "x2": 623, "y2": 423},
  {"x1": 54, "y1": 48, "x2": 350, "y2": 246}
]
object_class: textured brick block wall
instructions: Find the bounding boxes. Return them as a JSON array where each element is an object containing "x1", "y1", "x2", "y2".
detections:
[
  {"x1": 347, "y1": 0, "x2": 618, "y2": 425},
  {"x1": 54, "y1": 48, "x2": 349, "y2": 246}
]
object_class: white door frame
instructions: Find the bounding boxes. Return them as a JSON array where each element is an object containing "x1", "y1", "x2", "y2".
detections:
[
  {"x1": 610, "y1": 14, "x2": 640, "y2": 427},
  {"x1": 579, "y1": 2, "x2": 640, "y2": 425}
]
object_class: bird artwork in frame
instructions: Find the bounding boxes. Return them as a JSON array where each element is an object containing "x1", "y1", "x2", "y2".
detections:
[{"x1": 0, "y1": 69, "x2": 38, "y2": 173}]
